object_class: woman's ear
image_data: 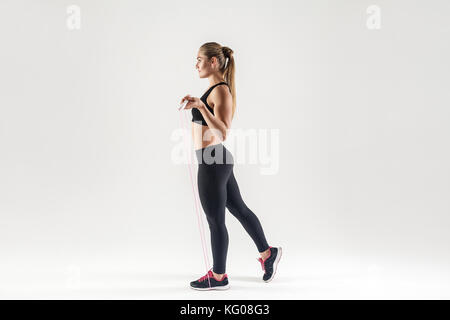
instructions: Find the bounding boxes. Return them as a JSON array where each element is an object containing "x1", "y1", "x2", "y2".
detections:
[{"x1": 211, "y1": 56, "x2": 218, "y2": 69}]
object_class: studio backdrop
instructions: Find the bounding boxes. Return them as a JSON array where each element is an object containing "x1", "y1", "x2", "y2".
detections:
[{"x1": 0, "y1": 0, "x2": 449, "y2": 299}]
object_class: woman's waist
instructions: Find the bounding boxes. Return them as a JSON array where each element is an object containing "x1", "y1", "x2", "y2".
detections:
[
  {"x1": 195, "y1": 143, "x2": 234, "y2": 165},
  {"x1": 192, "y1": 123, "x2": 223, "y2": 150}
]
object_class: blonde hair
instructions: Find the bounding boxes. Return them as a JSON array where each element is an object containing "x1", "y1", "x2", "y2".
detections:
[{"x1": 199, "y1": 42, "x2": 236, "y2": 119}]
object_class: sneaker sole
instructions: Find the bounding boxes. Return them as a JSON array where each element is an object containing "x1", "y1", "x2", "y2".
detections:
[
  {"x1": 190, "y1": 284, "x2": 230, "y2": 291},
  {"x1": 264, "y1": 247, "x2": 282, "y2": 283}
]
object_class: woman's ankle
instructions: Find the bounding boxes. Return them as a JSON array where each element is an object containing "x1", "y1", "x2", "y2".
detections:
[
  {"x1": 212, "y1": 271, "x2": 225, "y2": 281},
  {"x1": 260, "y1": 247, "x2": 271, "y2": 260}
]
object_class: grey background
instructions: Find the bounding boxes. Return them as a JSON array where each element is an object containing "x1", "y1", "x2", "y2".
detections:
[{"x1": 0, "y1": 0, "x2": 449, "y2": 298}]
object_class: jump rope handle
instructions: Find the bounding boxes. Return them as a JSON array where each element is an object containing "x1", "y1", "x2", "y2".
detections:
[{"x1": 178, "y1": 99, "x2": 189, "y2": 111}]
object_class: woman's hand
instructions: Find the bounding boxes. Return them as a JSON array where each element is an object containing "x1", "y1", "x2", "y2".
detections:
[{"x1": 180, "y1": 95, "x2": 205, "y2": 110}]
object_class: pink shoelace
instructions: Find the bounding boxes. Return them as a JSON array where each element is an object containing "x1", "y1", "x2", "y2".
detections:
[
  {"x1": 257, "y1": 247, "x2": 272, "y2": 272},
  {"x1": 198, "y1": 269, "x2": 225, "y2": 282},
  {"x1": 198, "y1": 269, "x2": 214, "y2": 282},
  {"x1": 257, "y1": 257, "x2": 266, "y2": 272}
]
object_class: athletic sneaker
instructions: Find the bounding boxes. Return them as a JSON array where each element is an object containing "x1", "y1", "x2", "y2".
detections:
[
  {"x1": 256, "y1": 246, "x2": 282, "y2": 282},
  {"x1": 189, "y1": 268, "x2": 230, "y2": 290}
]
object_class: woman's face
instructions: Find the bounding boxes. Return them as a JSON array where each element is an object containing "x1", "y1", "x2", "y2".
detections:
[{"x1": 195, "y1": 51, "x2": 215, "y2": 78}]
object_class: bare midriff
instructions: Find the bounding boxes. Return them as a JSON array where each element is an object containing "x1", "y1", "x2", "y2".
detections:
[{"x1": 192, "y1": 122, "x2": 222, "y2": 151}]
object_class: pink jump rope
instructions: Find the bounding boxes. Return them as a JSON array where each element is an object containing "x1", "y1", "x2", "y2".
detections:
[{"x1": 178, "y1": 98, "x2": 213, "y2": 287}]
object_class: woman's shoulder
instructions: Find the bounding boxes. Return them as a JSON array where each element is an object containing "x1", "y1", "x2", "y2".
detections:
[
  {"x1": 211, "y1": 82, "x2": 231, "y2": 95},
  {"x1": 207, "y1": 83, "x2": 232, "y2": 108}
]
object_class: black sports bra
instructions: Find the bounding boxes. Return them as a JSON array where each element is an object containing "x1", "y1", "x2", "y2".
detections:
[{"x1": 192, "y1": 81, "x2": 230, "y2": 126}]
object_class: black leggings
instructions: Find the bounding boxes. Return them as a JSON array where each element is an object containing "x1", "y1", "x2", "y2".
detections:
[{"x1": 195, "y1": 143, "x2": 270, "y2": 274}]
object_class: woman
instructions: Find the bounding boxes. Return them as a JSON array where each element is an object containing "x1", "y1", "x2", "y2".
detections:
[{"x1": 180, "y1": 42, "x2": 282, "y2": 290}]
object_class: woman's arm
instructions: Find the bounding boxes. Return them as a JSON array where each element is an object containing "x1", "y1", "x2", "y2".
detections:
[{"x1": 198, "y1": 86, "x2": 233, "y2": 141}]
